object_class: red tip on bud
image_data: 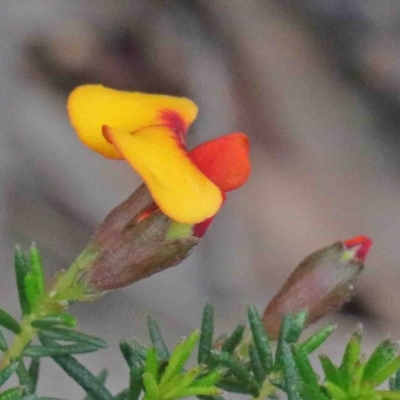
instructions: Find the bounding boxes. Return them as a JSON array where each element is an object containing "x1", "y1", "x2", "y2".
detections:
[
  {"x1": 344, "y1": 236, "x2": 372, "y2": 262},
  {"x1": 262, "y1": 237, "x2": 371, "y2": 339}
]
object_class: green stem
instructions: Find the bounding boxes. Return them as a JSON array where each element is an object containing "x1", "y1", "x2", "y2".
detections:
[
  {"x1": 0, "y1": 296, "x2": 63, "y2": 369},
  {"x1": 0, "y1": 245, "x2": 103, "y2": 369}
]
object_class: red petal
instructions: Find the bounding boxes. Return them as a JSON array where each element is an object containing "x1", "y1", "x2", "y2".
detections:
[
  {"x1": 344, "y1": 236, "x2": 372, "y2": 262},
  {"x1": 189, "y1": 133, "x2": 250, "y2": 192}
]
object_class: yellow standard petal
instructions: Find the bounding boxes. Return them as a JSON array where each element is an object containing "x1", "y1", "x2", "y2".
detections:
[
  {"x1": 103, "y1": 125, "x2": 223, "y2": 224},
  {"x1": 68, "y1": 84, "x2": 198, "y2": 159}
]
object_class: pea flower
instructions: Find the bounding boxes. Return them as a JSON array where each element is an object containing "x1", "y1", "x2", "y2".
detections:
[
  {"x1": 262, "y1": 236, "x2": 372, "y2": 339},
  {"x1": 54, "y1": 85, "x2": 250, "y2": 297}
]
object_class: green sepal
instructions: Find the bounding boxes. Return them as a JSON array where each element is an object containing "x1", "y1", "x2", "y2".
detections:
[
  {"x1": 0, "y1": 360, "x2": 18, "y2": 387},
  {"x1": 0, "y1": 309, "x2": 21, "y2": 334},
  {"x1": 14, "y1": 246, "x2": 31, "y2": 316},
  {"x1": 38, "y1": 327, "x2": 108, "y2": 348},
  {"x1": 198, "y1": 303, "x2": 214, "y2": 365},
  {"x1": 221, "y1": 323, "x2": 245, "y2": 354},
  {"x1": 31, "y1": 313, "x2": 77, "y2": 329},
  {"x1": 363, "y1": 339, "x2": 398, "y2": 382},
  {"x1": 298, "y1": 325, "x2": 336, "y2": 355},
  {"x1": 160, "y1": 331, "x2": 200, "y2": 386},
  {"x1": 147, "y1": 316, "x2": 170, "y2": 361},
  {"x1": 211, "y1": 351, "x2": 259, "y2": 397},
  {"x1": 247, "y1": 304, "x2": 273, "y2": 374}
]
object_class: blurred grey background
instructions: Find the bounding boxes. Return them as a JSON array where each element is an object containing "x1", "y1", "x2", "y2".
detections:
[{"x1": 1, "y1": 0, "x2": 400, "y2": 397}]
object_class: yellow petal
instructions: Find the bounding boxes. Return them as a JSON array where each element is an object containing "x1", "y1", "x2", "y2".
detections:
[
  {"x1": 103, "y1": 125, "x2": 223, "y2": 224},
  {"x1": 68, "y1": 84, "x2": 198, "y2": 159}
]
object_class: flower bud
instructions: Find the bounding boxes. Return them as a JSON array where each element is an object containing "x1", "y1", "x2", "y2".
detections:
[
  {"x1": 262, "y1": 236, "x2": 372, "y2": 339},
  {"x1": 52, "y1": 184, "x2": 201, "y2": 299}
]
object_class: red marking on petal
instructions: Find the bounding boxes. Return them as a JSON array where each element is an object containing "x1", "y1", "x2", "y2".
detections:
[
  {"x1": 189, "y1": 133, "x2": 250, "y2": 192},
  {"x1": 136, "y1": 204, "x2": 159, "y2": 223},
  {"x1": 159, "y1": 109, "x2": 187, "y2": 143},
  {"x1": 344, "y1": 236, "x2": 372, "y2": 262}
]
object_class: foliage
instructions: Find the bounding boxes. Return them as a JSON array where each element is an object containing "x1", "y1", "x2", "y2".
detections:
[{"x1": 0, "y1": 245, "x2": 399, "y2": 399}]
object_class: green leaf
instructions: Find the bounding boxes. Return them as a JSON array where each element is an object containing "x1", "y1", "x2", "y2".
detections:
[
  {"x1": 0, "y1": 309, "x2": 21, "y2": 334},
  {"x1": 192, "y1": 369, "x2": 223, "y2": 387},
  {"x1": 275, "y1": 315, "x2": 297, "y2": 371},
  {"x1": 128, "y1": 362, "x2": 144, "y2": 400},
  {"x1": 28, "y1": 358, "x2": 40, "y2": 394},
  {"x1": 249, "y1": 343, "x2": 266, "y2": 384},
  {"x1": 363, "y1": 339, "x2": 398, "y2": 382},
  {"x1": 300, "y1": 385, "x2": 330, "y2": 400},
  {"x1": 83, "y1": 370, "x2": 108, "y2": 400},
  {"x1": 44, "y1": 342, "x2": 114, "y2": 400},
  {"x1": 0, "y1": 387, "x2": 23, "y2": 400},
  {"x1": 29, "y1": 244, "x2": 45, "y2": 300},
  {"x1": 340, "y1": 327, "x2": 362, "y2": 389},
  {"x1": 16, "y1": 359, "x2": 35, "y2": 394},
  {"x1": 142, "y1": 372, "x2": 159, "y2": 400},
  {"x1": 324, "y1": 382, "x2": 348, "y2": 400},
  {"x1": 161, "y1": 331, "x2": 200, "y2": 386},
  {"x1": 221, "y1": 323, "x2": 245, "y2": 354},
  {"x1": 198, "y1": 303, "x2": 214, "y2": 365},
  {"x1": 0, "y1": 329, "x2": 8, "y2": 352},
  {"x1": 281, "y1": 342, "x2": 302, "y2": 400},
  {"x1": 211, "y1": 351, "x2": 259, "y2": 397},
  {"x1": 21, "y1": 396, "x2": 66, "y2": 400},
  {"x1": 147, "y1": 316, "x2": 169, "y2": 361},
  {"x1": 373, "y1": 356, "x2": 400, "y2": 387},
  {"x1": 292, "y1": 347, "x2": 319, "y2": 389},
  {"x1": 376, "y1": 390, "x2": 400, "y2": 400},
  {"x1": 319, "y1": 355, "x2": 344, "y2": 388},
  {"x1": 120, "y1": 341, "x2": 146, "y2": 367},
  {"x1": 39, "y1": 327, "x2": 108, "y2": 348},
  {"x1": 298, "y1": 325, "x2": 336, "y2": 355},
  {"x1": 31, "y1": 313, "x2": 77, "y2": 329},
  {"x1": 217, "y1": 378, "x2": 250, "y2": 395},
  {"x1": 24, "y1": 343, "x2": 99, "y2": 357},
  {"x1": 247, "y1": 304, "x2": 273, "y2": 375},
  {"x1": 169, "y1": 386, "x2": 220, "y2": 399},
  {"x1": 162, "y1": 367, "x2": 200, "y2": 400},
  {"x1": 0, "y1": 360, "x2": 18, "y2": 387},
  {"x1": 389, "y1": 369, "x2": 400, "y2": 391},
  {"x1": 114, "y1": 389, "x2": 129, "y2": 400},
  {"x1": 144, "y1": 348, "x2": 158, "y2": 382},
  {"x1": 14, "y1": 246, "x2": 31, "y2": 316}
]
